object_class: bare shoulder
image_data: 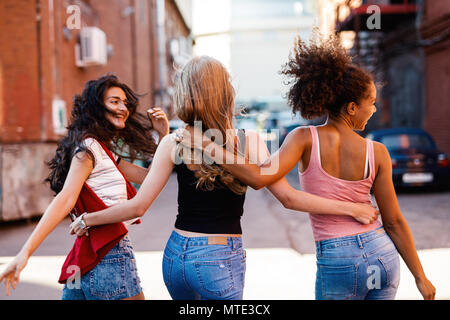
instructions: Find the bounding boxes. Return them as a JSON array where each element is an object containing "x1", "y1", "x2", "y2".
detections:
[
  {"x1": 162, "y1": 133, "x2": 179, "y2": 147},
  {"x1": 373, "y1": 140, "x2": 390, "y2": 160},
  {"x1": 72, "y1": 150, "x2": 94, "y2": 165},
  {"x1": 152, "y1": 134, "x2": 178, "y2": 160},
  {"x1": 372, "y1": 140, "x2": 392, "y2": 175},
  {"x1": 284, "y1": 125, "x2": 312, "y2": 148}
]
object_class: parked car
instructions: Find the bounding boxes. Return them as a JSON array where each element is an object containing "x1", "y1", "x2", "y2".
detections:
[{"x1": 366, "y1": 128, "x2": 450, "y2": 189}]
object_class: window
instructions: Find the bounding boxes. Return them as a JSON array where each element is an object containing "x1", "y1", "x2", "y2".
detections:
[{"x1": 381, "y1": 134, "x2": 434, "y2": 150}]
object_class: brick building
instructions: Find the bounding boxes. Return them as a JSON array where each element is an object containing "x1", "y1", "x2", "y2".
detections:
[
  {"x1": 421, "y1": 0, "x2": 450, "y2": 155},
  {"x1": 0, "y1": 0, "x2": 192, "y2": 221}
]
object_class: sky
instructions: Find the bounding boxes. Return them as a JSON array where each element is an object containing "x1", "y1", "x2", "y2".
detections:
[{"x1": 191, "y1": 0, "x2": 232, "y2": 69}]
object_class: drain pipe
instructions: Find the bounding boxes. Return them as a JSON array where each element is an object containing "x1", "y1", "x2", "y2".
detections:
[{"x1": 156, "y1": 0, "x2": 169, "y2": 111}]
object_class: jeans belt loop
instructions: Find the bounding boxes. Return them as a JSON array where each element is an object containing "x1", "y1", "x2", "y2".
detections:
[
  {"x1": 357, "y1": 234, "x2": 363, "y2": 249},
  {"x1": 182, "y1": 236, "x2": 189, "y2": 252},
  {"x1": 234, "y1": 237, "x2": 238, "y2": 251}
]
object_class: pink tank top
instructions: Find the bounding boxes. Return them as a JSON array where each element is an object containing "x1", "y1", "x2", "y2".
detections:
[{"x1": 299, "y1": 126, "x2": 381, "y2": 242}]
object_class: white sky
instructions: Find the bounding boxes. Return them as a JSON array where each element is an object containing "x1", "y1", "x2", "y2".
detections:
[{"x1": 191, "y1": 0, "x2": 232, "y2": 69}]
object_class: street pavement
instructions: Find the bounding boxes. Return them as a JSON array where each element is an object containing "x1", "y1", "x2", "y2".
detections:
[{"x1": 0, "y1": 172, "x2": 449, "y2": 300}]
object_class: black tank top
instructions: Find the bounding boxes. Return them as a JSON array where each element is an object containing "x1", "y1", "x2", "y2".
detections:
[{"x1": 174, "y1": 129, "x2": 246, "y2": 234}]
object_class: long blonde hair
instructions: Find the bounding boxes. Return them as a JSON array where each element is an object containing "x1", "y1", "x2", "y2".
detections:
[{"x1": 174, "y1": 56, "x2": 247, "y2": 195}]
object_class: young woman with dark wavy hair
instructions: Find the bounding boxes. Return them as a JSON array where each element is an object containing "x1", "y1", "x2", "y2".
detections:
[
  {"x1": 179, "y1": 34, "x2": 436, "y2": 300},
  {"x1": 0, "y1": 74, "x2": 169, "y2": 300},
  {"x1": 68, "y1": 56, "x2": 380, "y2": 300}
]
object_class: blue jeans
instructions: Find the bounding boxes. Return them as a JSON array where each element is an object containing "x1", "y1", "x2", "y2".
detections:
[
  {"x1": 61, "y1": 235, "x2": 142, "y2": 300},
  {"x1": 315, "y1": 227, "x2": 400, "y2": 300},
  {"x1": 162, "y1": 230, "x2": 246, "y2": 300}
]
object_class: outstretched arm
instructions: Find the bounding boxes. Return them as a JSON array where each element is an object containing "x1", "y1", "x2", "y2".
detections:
[
  {"x1": 77, "y1": 134, "x2": 176, "y2": 228},
  {"x1": 372, "y1": 142, "x2": 435, "y2": 299},
  {"x1": 0, "y1": 152, "x2": 93, "y2": 296}
]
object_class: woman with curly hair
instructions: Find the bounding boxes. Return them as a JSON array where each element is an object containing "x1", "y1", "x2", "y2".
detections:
[
  {"x1": 178, "y1": 34, "x2": 436, "y2": 300},
  {"x1": 0, "y1": 74, "x2": 169, "y2": 300},
  {"x1": 68, "y1": 56, "x2": 380, "y2": 300}
]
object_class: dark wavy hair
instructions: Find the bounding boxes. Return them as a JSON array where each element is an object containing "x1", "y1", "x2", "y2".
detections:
[
  {"x1": 45, "y1": 73, "x2": 157, "y2": 194},
  {"x1": 281, "y1": 30, "x2": 373, "y2": 119}
]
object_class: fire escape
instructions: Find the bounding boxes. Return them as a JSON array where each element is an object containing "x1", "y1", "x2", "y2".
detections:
[{"x1": 335, "y1": 0, "x2": 418, "y2": 71}]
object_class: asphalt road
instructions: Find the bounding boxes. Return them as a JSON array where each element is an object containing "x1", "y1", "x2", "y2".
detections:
[
  {"x1": 1, "y1": 170, "x2": 449, "y2": 256},
  {"x1": 0, "y1": 170, "x2": 449, "y2": 300}
]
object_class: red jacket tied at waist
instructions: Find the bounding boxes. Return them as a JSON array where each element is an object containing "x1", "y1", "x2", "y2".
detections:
[{"x1": 58, "y1": 140, "x2": 140, "y2": 284}]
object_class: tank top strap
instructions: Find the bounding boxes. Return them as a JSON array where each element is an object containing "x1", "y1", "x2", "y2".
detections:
[
  {"x1": 366, "y1": 139, "x2": 376, "y2": 181},
  {"x1": 308, "y1": 126, "x2": 321, "y2": 167}
]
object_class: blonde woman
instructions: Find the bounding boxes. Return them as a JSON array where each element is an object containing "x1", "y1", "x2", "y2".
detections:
[{"x1": 69, "y1": 56, "x2": 378, "y2": 300}]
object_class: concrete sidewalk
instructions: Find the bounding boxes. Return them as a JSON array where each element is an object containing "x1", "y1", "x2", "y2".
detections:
[{"x1": 1, "y1": 247, "x2": 449, "y2": 300}]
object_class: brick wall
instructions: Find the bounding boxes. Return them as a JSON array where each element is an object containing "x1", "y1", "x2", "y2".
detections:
[
  {"x1": 422, "y1": 0, "x2": 450, "y2": 154},
  {"x1": 0, "y1": 0, "x2": 42, "y2": 142},
  {"x1": 0, "y1": 0, "x2": 190, "y2": 221},
  {"x1": 43, "y1": 0, "x2": 151, "y2": 141}
]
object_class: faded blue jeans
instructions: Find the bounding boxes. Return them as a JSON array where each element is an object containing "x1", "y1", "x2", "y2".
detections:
[
  {"x1": 162, "y1": 230, "x2": 246, "y2": 300},
  {"x1": 61, "y1": 235, "x2": 142, "y2": 300},
  {"x1": 315, "y1": 227, "x2": 400, "y2": 300}
]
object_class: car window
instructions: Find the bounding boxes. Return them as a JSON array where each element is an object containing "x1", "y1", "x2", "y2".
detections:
[{"x1": 381, "y1": 134, "x2": 434, "y2": 150}]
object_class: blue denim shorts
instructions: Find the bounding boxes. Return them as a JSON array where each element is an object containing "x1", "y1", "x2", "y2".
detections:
[
  {"x1": 61, "y1": 235, "x2": 143, "y2": 300},
  {"x1": 162, "y1": 231, "x2": 246, "y2": 300},
  {"x1": 315, "y1": 227, "x2": 400, "y2": 300}
]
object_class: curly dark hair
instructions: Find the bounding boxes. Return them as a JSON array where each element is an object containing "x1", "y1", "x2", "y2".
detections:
[
  {"x1": 45, "y1": 73, "x2": 157, "y2": 194},
  {"x1": 281, "y1": 31, "x2": 373, "y2": 119}
]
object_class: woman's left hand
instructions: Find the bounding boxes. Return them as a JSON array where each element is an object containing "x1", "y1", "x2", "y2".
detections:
[
  {"x1": 147, "y1": 107, "x2": 170, "y2": 138},
  {"x1": 416, "y1": 277, "x2": 436, "y2": 300}
]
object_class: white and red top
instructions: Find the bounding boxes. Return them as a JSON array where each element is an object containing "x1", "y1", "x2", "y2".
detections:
[{"x1": 82, "y1": 138, "x2": 138, "y2": 226}]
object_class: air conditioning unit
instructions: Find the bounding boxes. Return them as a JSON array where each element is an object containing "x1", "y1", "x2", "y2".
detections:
[{"x1": 75, "y1": 27, "x2": 107, "y2": 67}]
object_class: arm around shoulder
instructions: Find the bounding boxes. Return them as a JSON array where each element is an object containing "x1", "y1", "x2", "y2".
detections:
[{"x1": 240, "y1": 127, "x2": 307, "y2": 190}]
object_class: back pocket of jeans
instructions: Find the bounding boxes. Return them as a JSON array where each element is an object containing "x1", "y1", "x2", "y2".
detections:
[
  {"x1": 378, "y1": 250, "x2": 400, "y2": 288},
  {"x1": 195, "y1": 260, "x2": 234, "y2": 297},
  {"x1": 90, "y1": 256, "x2": 126, "y2": 299},
  {"x1": 319, "y1": 264, "x2": 357, "y2": 300}
]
